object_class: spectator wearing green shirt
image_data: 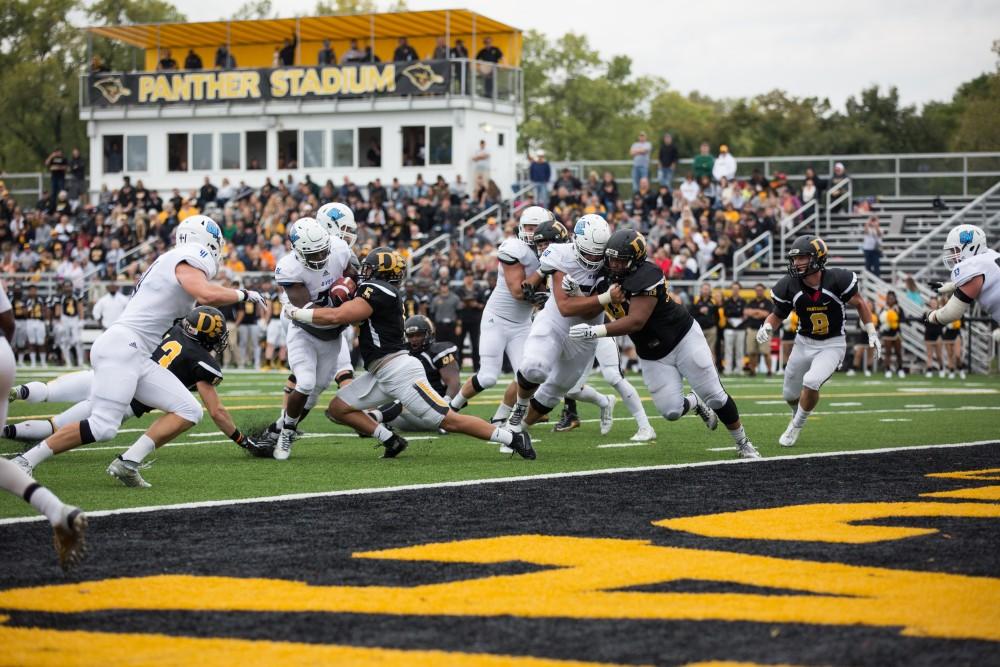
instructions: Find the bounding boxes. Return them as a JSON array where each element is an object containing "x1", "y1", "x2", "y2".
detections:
[{"x1": 692, "y1": 141, "x2": 715, "y2": 182}]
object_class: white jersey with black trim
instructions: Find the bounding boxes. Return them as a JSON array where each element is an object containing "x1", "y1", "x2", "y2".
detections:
[
  {"x1": 487, "y1": 237, "x2": 540, "y2": 322},
  {"x1": 534, "y1": 242, "x2": 604, "y2": 330},
  {"x1": 112, "y1": 244, "x2": 219, "y2": 354},
  {"x1": 274, "y1": 237, "x2": 352, "y2": 302},
  {"x1": 952, "y1": 249, "x2": 1000, "y2": 322}
]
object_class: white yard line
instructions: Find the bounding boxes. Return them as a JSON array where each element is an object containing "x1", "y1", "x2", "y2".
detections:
[
  {"x1": 596, "y1": 442, "x2": 650, "y2": 449},
  {"x1": 1, "y1": 440, "x2": 996, "y2": 526}
]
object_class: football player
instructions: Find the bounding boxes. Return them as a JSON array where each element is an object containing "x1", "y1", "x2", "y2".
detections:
[
  {"x1": 269, "y1": 217, "x2": 354, "y2": 460},
  {"x1": 0, "y1": 281, "x2": 86, "y2": 571},
  {"x1": 284, "y1": 247, "x2": 535, "y2": 459},
  {"x1": 261, "y1": 279, "x2": 288, "y2": 370},
  {"x1": 756, "y1": 235, "x2": 880, "y2": 447},
  {"x1": 569, "y1": 230, "x2": 760, "y2": 459},
  {"x1": 927, "y1": 224, "x2": 999, "y2": 326},
  {"x1": 23, "y1": 284, "x2": 47, "y2": 367},
  {"x1": 317, "y1": 202, "x2": 359, "y2": 248},
  {"x1": 16, "y1": 216, "x2": 266, "y2": 473},
  {"x1": 10, "y1": 307, "x2": 265, "y2": 485},
  {"x1": 51, "y1": 280, "x2": 85, "y2": 367},
  {"x1": 367, "y1": 315, "x2": 460, "y2": 432},
  {"x1": 504, "y1": 214, "x2": 617, "y2": 434},
  {"x1": 448, "y1": 206, "x2": 553, "y2": 422}
]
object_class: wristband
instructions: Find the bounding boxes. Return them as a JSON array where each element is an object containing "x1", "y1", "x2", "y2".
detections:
[
  {"x1": 229, "y1": 428, "x2": 245, "y2": 444},
  {"x1": 593, "y1": 324, "x2": 608, "y2": 338},
  {"x1": 237, "y1": 289, "x2": 248, "y2": 302},
  {"x1": 864, "y1": 322, "x2": 877, "y2": 336},
  {"x1": 292, "y1": 308, "x2": 314, "y2": 324},
  {"x1": 598, "y1": 290, "x2": 613, "y2": 306}
]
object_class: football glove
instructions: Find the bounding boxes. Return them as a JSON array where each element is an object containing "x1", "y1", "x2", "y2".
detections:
[
  {"x1": 240, "y1": 289, "x2": 267, "y2": 307},
  {"x1": 530, "y1": 289, "x2": 550, "y2": 307},
  {"x1": 755, "y1": 322, "x2": 773, "y2": 345},
  {"x1": 561, "y1": 275, "x2": 582, "y2": 296},
  {"x1": 864, "y1": 322, "x2": 882, "y2": 361},
  {"x1": 569, "y1": 323, "x2": 607, "y2": 340},
  {"x1": 929, "y1": 281, "x2": 956, "y2": 296}
]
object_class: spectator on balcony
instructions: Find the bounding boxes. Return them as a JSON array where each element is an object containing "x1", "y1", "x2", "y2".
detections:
[
  {"x1": 157, "y1": 49, "x2": 177, "y2": 71},
  {"x1": 184, "y1": 49, "x2": 203, "y2": 70},
  {"x1": 629, "y1": 132, "x2": 652, "y2": 193},
  {"x1": 214, "y1": 46, "x2": 235, "y2": 69},
  {"x1": 658, "y1": 132, "x2": 679, "y2": 188},
  {"x1": 363, "y1": 46, "x2": 380, "y2": 64},
  {"x1": 279, "y1": 34, "x2": 297, "y2": 66},
  {"x1": 801, "y1": 178, "x2": 817, "y2": 205},
  {"x1": 804, "y1": 166, "x2": 826, "y2": 200},
  {"x1": 393, "y1": 37, "x2": 419, "y2": 62},
  {"x1": 861, "y1": 215, "x2": 883, "y2": 277},
  {"x1": 712, "y1": 144, "x2": 737, "y2": 182},
  {"x1": 451, "y1": 39, "x2": 469, "y2": 59},
  {"x1": 317, "y1": 40, "x2": 336, "y2": 66},
  {"x1": 475, "y1": 36, "x2": 502, "y2": 96},
  {"x1": 90, "y1": 55, "x2": 110, "y2": 73},
  {"x1": 528, "y1": 150, "x2": 551, "y2": 205},
  {"x1": 693, "y1": 142, "x2": 714, "y2": 182},
  {"x1": 830, "y1": 162, "x2": 850, "y2": 212},
  {"x1": 432, "y1": 37, "x2": 448, "y2": 60},
  {"x1": 341, "y1": 39, "x2": 365, "y2": 64}
]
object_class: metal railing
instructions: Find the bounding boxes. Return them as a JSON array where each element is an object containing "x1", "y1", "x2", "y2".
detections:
[
  {"x1": 697, "y1": 262, "x2": 726, "y2": 282},
  {"x1": 2, "y1": 172, "x2": 44, "y2": 205},
  {"x1": 525, "y1": 152, "x2": 1000, "y2": 199},
  {"x1": 825, "y1": 178, "x2": 852, "y2": 229},
  {"x1": 890, "y1": 180, "x2": 1000, "y2": 284},
  {"x1": 731, "y1": 230, "x2": 773, "y2": 281},
  {"x1": 778, "y1": 199, "x2": 819, "y2": 258}
]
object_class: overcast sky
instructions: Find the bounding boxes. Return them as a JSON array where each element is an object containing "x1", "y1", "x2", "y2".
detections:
[{"x1": 168, "y1": 0, "x2": 999, "y2": 108}]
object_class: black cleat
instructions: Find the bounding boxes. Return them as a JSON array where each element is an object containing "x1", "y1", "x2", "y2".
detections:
[
  {"x1": 508, "y1": 431, "x2": 536, "y2": 460},
  {"x1": 379, "y1": 434, "x2": 409, "y2": 459},
  {"x1": 553, "y1": 408, "x2": 580, "y2": 432}
]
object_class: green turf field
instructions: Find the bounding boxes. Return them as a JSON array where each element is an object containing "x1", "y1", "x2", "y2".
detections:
[{"x1": 2, "y1": 367, "x2": 998, "y2": 519}]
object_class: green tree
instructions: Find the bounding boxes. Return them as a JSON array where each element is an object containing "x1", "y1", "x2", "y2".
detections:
[
  {"x1": 314, "y1": 0, "x2": 406, "y2": 15},
  {"x1": 949, "y1": 40, "x2": 1000, "y2": 151},
  {"x1": 88, "y1": 0, "x2": 187, "y2": 71},
  {"x1": 232, "y1": 0, "x2": 275, "y2": 20}
]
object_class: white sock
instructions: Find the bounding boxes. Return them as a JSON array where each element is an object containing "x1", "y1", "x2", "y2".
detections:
[
  {"x1": 728, "y1": 424, "x2": 748, "y2": 444},
  {"x1": 613, "y1": 379, "x2": 650, "y2": 429},
  {"x1": 373, "y1": 424, "x2": 394, "y2": 443},
  {"x1": 23, "y1": 442, "x2": 55, "y2": 468},
  {"x1": 492, "y1": 403, "x2": 513, "y2": 422},
  {"x1": 23, "y1": 381, "x2": 49, "y2": 403},
  {"x1": 11, "y1": 420, "x2": 55, "y2": 441},
  {"x1": 0, "y1": 458, "x2": 64, "y2": 526},
  {"x1": 60, "y1": 346, "x2": 72, "y2": 366},
  {"x1": 514, "y1": 395, "x2": 530, "y2": 410},
  {"x1": 573, "y1": 385, "x2": 608, "y2": 408},
  {"x1": 450, "y1": 393, "x2": 468, "y2": 410},
  {"x1": 122, "y1": 434, "x2": 156, "y2": 464},
  {"x1": 489, "y1": 427, "x2": 513, "y2": 445},
  {"x1": 282, "y1": 414, "x2": 300, "y2": 430},
  {"x1": 792, "y1": 407, "x2": 812, "y2": 429}
]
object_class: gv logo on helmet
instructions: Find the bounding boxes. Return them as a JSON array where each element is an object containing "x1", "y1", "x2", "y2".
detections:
[{"x1": 959, "y1": 229, "x2": 974, "y2": 245}]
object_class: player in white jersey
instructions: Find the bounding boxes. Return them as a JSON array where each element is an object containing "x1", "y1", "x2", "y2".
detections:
[
  {"x1": 18, "y1": 215, "x2": 267, "y2": 485},
  {"x1": 448, "y1": 206, "x2": 553, "y2": 421},
  {"x1": 927, "y1": 225, "x2": 1000, "y2": 330},
  {"x1": 270, "y1": 217, "x2": 354, "y2": 460},
  {"x1": 0, "y1": 282, "x2": 88, "y2": 571},
  {"x1": 505, "y1": 214, "x2": 618, "y2": 433}
]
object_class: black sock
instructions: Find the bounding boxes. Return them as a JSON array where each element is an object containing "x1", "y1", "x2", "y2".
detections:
[{"x1": 564, "y1": 398, "x2": 577, "y2": 415}]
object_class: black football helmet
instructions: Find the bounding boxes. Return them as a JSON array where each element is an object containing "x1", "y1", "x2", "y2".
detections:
[
  {"x1": 179, "y1": 305, "x2": 229, "y2": 354},
  {"x1": 604, "y1": 229, "x2": 648, "y2": 283},
  {"x1": 360, "y1": 246, "x2": 406, "y2": 284},
  {"x1": 787, "y1": 235, "x2": 828, "y2": 278},
  {"x1": 531, "y1": 220, "x2": 570, "y2": 255},
  {"x1": 403, "y1": 314, "x2": 435, "y2": 352}
]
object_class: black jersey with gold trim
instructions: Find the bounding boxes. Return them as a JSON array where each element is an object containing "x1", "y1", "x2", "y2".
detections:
[
  {"x1": 132, "y1": 324, "x2": 223, "y2": 417},
  {"x1": 357, "y1": 279, "x2": 407, "y2": 368},
  {"x1": 600, "y1": 260, "x2": 694, "y2": 360},
  {"x1": 770, "y1": 268, "x2": 858, "y2": 340},
  {"x1": 413, "y1": 340, "x2": 457, "y2": 396},
  {"x1": 52, "y1": 294, "x2": 83, "y2": 318}
]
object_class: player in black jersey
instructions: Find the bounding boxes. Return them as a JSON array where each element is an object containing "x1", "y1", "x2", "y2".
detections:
[
  {"x1": 23, "y1": 284, "x2": 47, "y2": 367},
  {"x1": 366, "y1": 315, "x2": 461, "y2": 431},
  {"x1": 285, "y1": 247, "x2": 534, "y2": 459},
  {"x1": 756, "y1": 235, "x2": 880, "y2": 448},
  {"x1": 52, "y1": 281, "x2": 85, "y2": 367},
  {"x1": 569, "y1": 230, "x2": 760, "y2": 459},
  {"x1": 11, "y1": 307, "x2": 267, "y2": 485}
]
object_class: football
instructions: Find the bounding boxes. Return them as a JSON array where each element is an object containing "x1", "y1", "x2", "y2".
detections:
[{"x1": 329, "y1": 276, "x2": 357, "y2": 305}]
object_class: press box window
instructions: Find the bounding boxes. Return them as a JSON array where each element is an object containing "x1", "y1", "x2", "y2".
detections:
[
  {"x1": 167, "y1": 133, "x2": 188, "y2": 172},
  {"x1": 402, "y1": 126, "x2": 425, "y2": 166},
  {"x1": 246, "y1": 131, "x2": 266, "y2": 170},
  {"x1": 333, "y1": 129, "x2": 353, "y2": 167},
  {"x1": 103, "y1": 135, "x2": 124, "y2": 173},
  {"x1": 429, "y1": 127, "x2": 452, "y2": 165},
  {"x1": 192, "y1": 133, "x2": 213, "y2": 171},
  {"x1": 359, "y1": 127, "x2": 381, "y2": 167},
  {"x1": 126, "y1": 135, "x2": 147, "y2": 172},
  {"x1": 278, "y1": 129, "x2": 298, "y2": 169},
  {"x1": 220, "y1": 133, "x2": 240, "y2": 170},
  {"x1": 302, "y1": 130, "x2": 324, "y2": 168}
]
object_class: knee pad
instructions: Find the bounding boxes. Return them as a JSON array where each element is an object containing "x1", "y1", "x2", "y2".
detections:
[
  {"x1": 516, "y1": 368, "x2": 543, "y2": 390},
  {"x1": 474, "y1": 368, "x2": 498, "y2": 391},
  {"x1": 714, "y1": 395, "x2": 740, "y2": 425},
  {"x1": 529, "y1": 397, "x2": 555, "y2": 415},
  {"x1": 293, "y1": 372, "x2": 316, "y2": 397},
  {"x1": 656, "y1": 395, "x2": 686, "y2": 421},
  {"x1": 335, "y1": 370, "x2": 354, "y2": 388},
  {"x1": 82, "y1": 413, "x2": 119, "y2": 442},
  {"x1": 802, "y1": 374, "x2": 825, "y2": 392}
]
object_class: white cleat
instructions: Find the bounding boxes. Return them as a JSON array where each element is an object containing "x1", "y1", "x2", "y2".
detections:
[
  {"x1": 599, "y1": 394, "x2": 617, "y2": 435},
  {"x1": 884, "y1": 370, "x2": 893, "y2": 379},
  {"x1": 630, "y1": 425, "x2": 656, "y2": 442},
  {"x1": 897, "y1": 369, "x2": 906, "y2": 379},
  {"x1": 107, "y1": 456, "x2": 152, "y2": 488},
  {"x1": 53, "y1": 505, "x2": 88, "y2": 572},
  {"x1": 864, "y1": 370, "x2": 872, "y2": 377},
  {"x1": 959, "y1": 370, "x2": 967, "y2": 380},
  {"x1": 273, "y1": 428, "x2": 294, "y2": 460},
  {"x1": 12, "y1": 455, "x2": 33, "y2": 476},
  {"x1": 779, "y1": 423, "x2": 801, "y2": 447},
  {"x1": 925, "y1": 370, "x2": 933, "y2": 379},
  {"x1": 846, "y1": 369, "x2": 856, "y2": 377},
  {"x1": 736, "y1": 437, "x2": 761, "y2": 459},
  {"x1": 498, "y1": 444, "x2": 514, "y2": 454},
  {"x1": 938, "y1": 369, "x2": 947, "y2": 379},
  {"x1": 505, "y1": 402, "x2": 527, "y2": 434},
  {"x1": 691, "y1": 393, "x2": 719, "y2": 431}
]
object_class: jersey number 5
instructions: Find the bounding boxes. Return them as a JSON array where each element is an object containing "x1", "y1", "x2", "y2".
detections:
[
  {"x1": 158, "y1": 340, "x2": 183, "y2": 369},
  {"x1": 810, "y1": 312, "x2": 830, "y2": 336}
]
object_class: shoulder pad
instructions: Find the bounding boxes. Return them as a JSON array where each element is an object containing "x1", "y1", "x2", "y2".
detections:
[
  {"x1": 498, "y1": 238, "x2": 530, "y2": 265},
  {"x1": 769, "y1": 276, "x2": 793, "y2": 302},
  {"x1": 358, "y1": 280, "x2": 398, "y2": 303},
  {"x1": 175, "y1": 244, "x2": 218, "y2": 279},
  {"x1": 622, "y1": 262, "x2": 664, "y2": 294}
]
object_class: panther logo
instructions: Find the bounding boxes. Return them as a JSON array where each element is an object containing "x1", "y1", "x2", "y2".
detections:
[
  {"x1": 93, "y1": 76, "x2": 132, "y2": 104},
  {"x1": 401, "y1": 63, "x2": 444, "y2": 92}
]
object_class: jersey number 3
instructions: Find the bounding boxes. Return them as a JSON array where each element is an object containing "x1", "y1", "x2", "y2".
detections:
[
  {"x1": 158, "y1": 340, "x2": 183, "y2": 369},
  {"x1": 809, "y1": 312, "x2": 830, "y2": 336}
]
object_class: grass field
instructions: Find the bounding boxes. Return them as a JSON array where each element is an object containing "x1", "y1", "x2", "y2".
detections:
[{"x1": 2, "y1": 366, "x2": 999, "y2": 519}]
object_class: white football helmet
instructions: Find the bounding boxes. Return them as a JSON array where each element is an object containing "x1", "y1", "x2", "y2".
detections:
[
  {"x1": 518, "y1": 205, "x2": 553, "y2": 245},
  {"x1": 290, "y1": 217, "x2": 332, "y2": 271},
  {"x1": 942, "y1": 224, "x2": 988, "y2": 270},
  {"x1": 317, "y1": 202, "x2": 358, "y2": 248},
  {"x1": 175, "y1": 214, "x2": 224, "y2": 265},
  {"x1": 572, "y1": 214, "x2": 611, "y2": 270}
]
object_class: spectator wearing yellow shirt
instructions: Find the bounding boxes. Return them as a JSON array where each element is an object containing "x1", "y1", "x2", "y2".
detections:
[
  {"x1": 177, "y1": 198, "x2": 199, "y2": 222},
  {"x1": 224, "y1": 248, "x2": 246, "y2": 275},
  {"x1": 879, "y1": 291, "x2": 905, "y2": 378}
]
